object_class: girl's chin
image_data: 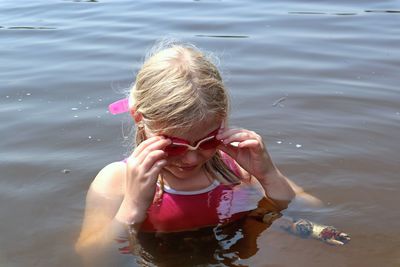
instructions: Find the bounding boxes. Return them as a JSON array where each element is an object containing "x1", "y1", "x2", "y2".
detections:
[{"x1": 165, "y1": 164, "x2": 202, "y2": 176}]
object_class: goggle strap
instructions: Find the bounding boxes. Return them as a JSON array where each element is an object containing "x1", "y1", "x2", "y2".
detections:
[{"x1": 109, "y1": 98, "x2": 129, "y2": 115}]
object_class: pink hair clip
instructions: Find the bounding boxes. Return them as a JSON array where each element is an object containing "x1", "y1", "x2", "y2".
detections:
[{"x1": 108, "y1": 98, "x2": 129, "y2": 115}]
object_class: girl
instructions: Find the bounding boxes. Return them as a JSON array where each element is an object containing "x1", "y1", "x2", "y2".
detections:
[{"x1": 76, "y1": 42, "x2": 342, "y2": 264}]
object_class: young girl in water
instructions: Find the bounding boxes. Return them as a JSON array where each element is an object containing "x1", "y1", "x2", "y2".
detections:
[{"x1": 76, "y1": 42, "x2": 348, "y2": 264}]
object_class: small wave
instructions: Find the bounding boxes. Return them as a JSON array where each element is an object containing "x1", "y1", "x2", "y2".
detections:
[
  {"x1": 289, "y1": 10, "x2": 400, "y2": 16},
  {"x1": 62, "y1": 0, "x2": 98, "y2": 2},
  {"x1": 289, "y1": 11, "x2": 327, "y2": 15},
  {"x1": 365, "y1": 10, "x2": 400, "y2": 13},
  {"x1": 289, "y1": 11, "x2": 358, "y2": 16},
  {"x1": 4, "y1": 26, "x2": 57, "y2": 30},
  {"x1": 195, "y1": 34, "x2": 249, "y2": 39},
  {"x1": 334, "y1": 13, "x2": 357, "y2": 16}
]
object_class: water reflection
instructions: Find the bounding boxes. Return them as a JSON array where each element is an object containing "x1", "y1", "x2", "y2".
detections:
[
  {"x1": 77, "y1": 173, "x2": 286, "y2": 266},
  {"x1": 113, "y1": 198, "x2": 279, "y2": 267}
]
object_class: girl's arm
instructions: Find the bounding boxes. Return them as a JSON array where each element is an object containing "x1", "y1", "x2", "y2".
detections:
[
  {"x1": 75, "y1": 162, "x2": 127, "y2": 253},
  {"x1": 217, "y1": 128, "x2": 321, "y2": 209},
  {"x1": 76, "y1": 136, "x2": 170, "y2": 254}
]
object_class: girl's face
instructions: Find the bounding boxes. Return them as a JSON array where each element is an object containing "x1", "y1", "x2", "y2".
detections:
[{"x1": 146, "y1": 118, "x2": 222, "y2": 179}]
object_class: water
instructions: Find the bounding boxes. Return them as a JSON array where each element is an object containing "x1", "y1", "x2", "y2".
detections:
[{"x1": 1, "y1": 0, "x2": 400, "y2": 266}]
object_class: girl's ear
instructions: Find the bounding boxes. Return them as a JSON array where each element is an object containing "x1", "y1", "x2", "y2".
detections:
[{"x1": 130, "y1": 108, "x2": 143, "y2": 123}]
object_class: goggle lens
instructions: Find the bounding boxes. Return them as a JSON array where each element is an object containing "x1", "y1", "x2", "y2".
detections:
[
  {"x1": 164, "y1": 143, "x2": 189, "y2": 156},
  {"x1": 198, "y1": 138, "x2": 221, "y2": 150}
]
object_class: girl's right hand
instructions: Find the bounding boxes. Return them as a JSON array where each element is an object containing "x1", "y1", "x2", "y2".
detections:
[{"x1": 115, "y1": 136, "x2": 170, "y2": 224}]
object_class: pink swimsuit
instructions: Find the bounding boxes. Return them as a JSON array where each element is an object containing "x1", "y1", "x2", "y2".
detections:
[
  {"x1": 141, "y1": 182, "x2": 241, "y2": 232},
  {"x1": 140, "y1": 156, "x2": 265, "y2": 232}
]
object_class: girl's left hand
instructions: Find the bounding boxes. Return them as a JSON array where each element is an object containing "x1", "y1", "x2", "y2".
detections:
[{"x1": 216, "y1": 127, "x2": 276, "y2": 181}]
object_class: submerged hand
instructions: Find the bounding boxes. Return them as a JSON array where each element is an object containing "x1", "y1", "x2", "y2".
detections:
[{"x1": 281, "y1": 218, "x2": 351, "y2": 246}]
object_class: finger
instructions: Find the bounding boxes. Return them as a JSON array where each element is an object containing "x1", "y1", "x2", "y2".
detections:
[
  {"x1": 218, "y1": 128, "x2": 260, "y2": 141},
  {"x1": 325, "y1": 239, "x2": 344, "y2": 246},
  {"x1": 146, "y1": 159, "x2": 168, "y2": 182},
  {"x1": 134, "y1": 138, "x2": 171, "y2": 164},
  {"x1": 220, "y1": 129, "x2": 264, "y2": 149},
  {"x1": 218, "y1": 143, "x2": 239, "y2": 158},
  {"x1": 142, "y1": 150, "x2": 168, "y2": 172},
  {"x1": 338, "y1": 232, "x2": 351, "y2": 241},
  {"x1": 237, "y1": 139, "x2": 262, "y2": 151},
  {"x1": 131, "y1": 136, "x2": 165, "y2": 158},
  {"x1": 221, "y1": 132, "x2": 258, "y2": 146}
]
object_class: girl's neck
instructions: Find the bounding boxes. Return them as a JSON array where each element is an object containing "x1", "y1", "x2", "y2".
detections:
[{"x1": 160, "y1": 167, "x2": 214, "y2": 191}]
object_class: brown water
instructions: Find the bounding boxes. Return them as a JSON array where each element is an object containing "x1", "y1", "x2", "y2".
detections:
[{"x1": 1, "y1": 0, "x2": 400, "y2": 266}]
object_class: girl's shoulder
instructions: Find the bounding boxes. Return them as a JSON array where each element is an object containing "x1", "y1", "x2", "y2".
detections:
[{"x1": 90, "y1": 161, "x2": 126, "y2": 197}]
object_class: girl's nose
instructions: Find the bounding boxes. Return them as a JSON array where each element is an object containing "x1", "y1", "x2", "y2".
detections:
[{"x1": 180, "y1": 150, "x2": 200, "y2": 165}]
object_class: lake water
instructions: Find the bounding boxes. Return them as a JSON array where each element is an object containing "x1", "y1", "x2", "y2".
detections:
[{"x1": 1, "y1": 0, "x2": 399, "y2": 266}]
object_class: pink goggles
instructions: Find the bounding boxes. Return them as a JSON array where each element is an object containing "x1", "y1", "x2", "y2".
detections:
[{"x1": 163, "y1": 128, "x2": 221, "y2": 156}]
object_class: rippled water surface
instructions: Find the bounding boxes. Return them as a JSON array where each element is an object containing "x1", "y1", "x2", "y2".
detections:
[{"x1": 1, "y1": 0, "x2": 400, "y2": 266}]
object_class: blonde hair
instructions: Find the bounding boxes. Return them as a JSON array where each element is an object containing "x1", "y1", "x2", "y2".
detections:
[{"x1": 130, "y1": 42, "x2": 240, "y2": 188}]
